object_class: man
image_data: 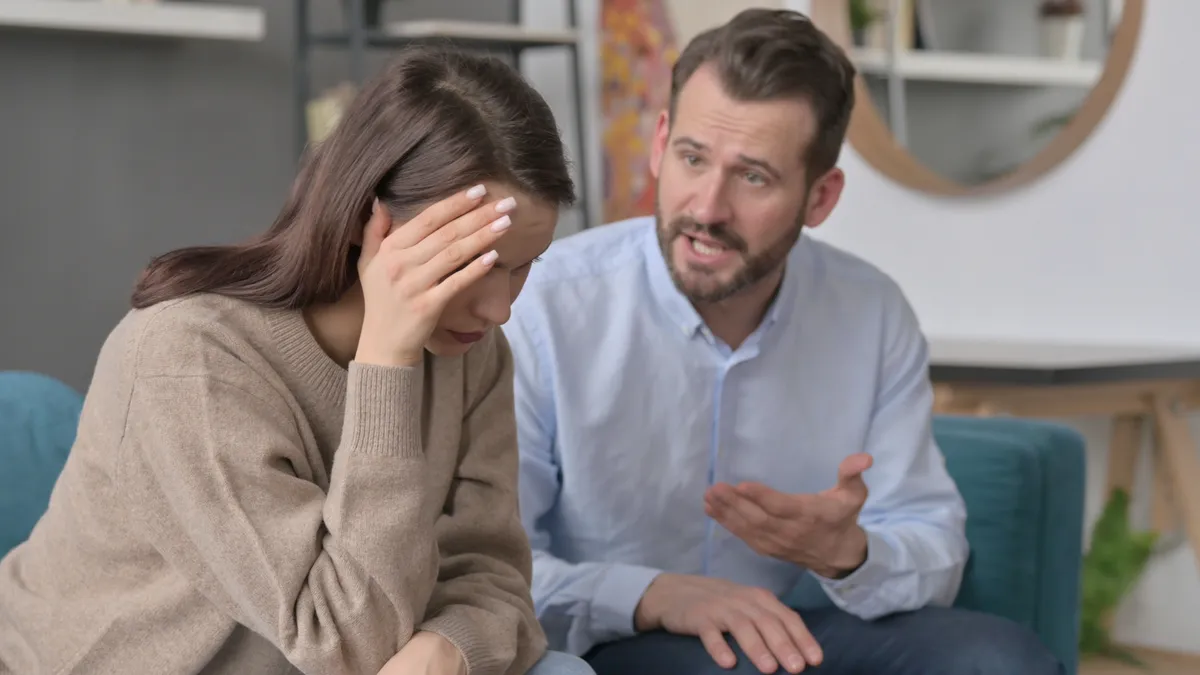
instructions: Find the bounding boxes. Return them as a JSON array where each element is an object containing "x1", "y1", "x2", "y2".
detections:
[{"x1": 502, "y1": 9, "x2": 1063, "y2": 675}]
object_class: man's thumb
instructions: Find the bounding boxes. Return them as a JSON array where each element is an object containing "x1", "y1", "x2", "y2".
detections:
[{"x1": 836, "y1": 453, "x2": 873, "y2": 494}]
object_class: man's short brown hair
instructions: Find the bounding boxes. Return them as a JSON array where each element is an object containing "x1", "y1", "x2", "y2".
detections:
[{"x1": 669, "y1": 8, "x2": 857, "y2": 179}]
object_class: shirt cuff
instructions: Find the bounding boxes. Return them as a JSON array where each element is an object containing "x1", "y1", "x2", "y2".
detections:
[
  {"x1": 589, "y1": 564, "x2": 663, "y2": 638},
  {"x1": 812, "y1": 528, "x2": 894, "y2": 607}
]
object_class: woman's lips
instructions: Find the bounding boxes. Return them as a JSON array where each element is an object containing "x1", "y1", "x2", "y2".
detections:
[{"x1": 447, "y1": 330, "x2": 486, "y2": 344}]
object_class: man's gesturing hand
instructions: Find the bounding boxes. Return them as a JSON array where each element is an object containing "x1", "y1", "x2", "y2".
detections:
[
  {"x1": 634, "y1": 574, "x2": 822, "y2": 673},
  {"x1": 705, "y1": 454, "x2": 873, "y2": 579}
]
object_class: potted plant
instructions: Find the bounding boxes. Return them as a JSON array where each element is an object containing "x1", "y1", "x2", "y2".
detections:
[
  {"x1": 849, "y1": 0, "x2": 881, "y2": 47},
  {"x1": 1078, "y1": 488, "x2": 1159, "y2": 666},
  {"x1": 1039, "y1": 0, "x2": 1085, "y2": 60}
]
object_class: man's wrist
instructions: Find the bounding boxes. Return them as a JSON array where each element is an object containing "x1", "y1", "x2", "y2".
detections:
[
  {"x1": 811, "y1": 526, "x2": 869, "y2": 579},
  {"x1": 633, "y1": 578, "x2": 662, "y2": 632}
]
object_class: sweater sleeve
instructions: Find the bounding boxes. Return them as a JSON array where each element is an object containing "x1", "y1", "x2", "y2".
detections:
[
  {"x1": 416, "y1": 330, "x2": 547, "y2": 675},
  {"x1": 119, "y1": 360, "x2": 436, "y2": 675}
]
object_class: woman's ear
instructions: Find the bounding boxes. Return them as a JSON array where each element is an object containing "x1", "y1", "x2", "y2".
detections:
[{"x1": 350, "y1": 197, "x2": 377, "y2": 246}]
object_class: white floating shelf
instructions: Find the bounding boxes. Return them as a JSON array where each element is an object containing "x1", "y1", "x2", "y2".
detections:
[
  {"x1": 852, "y1": 48, "x2": 1102, "y2": 87},
  {"x1": 384, "y1": 20, "x2": 577, "y2": 46},
  {"x1": 0, "y1": 0, "x2": 265, "y2": 42}
]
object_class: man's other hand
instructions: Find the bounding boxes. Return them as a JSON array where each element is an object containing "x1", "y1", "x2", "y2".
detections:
[{"x1": 633, "y1": 573, "x2": 822, "y2": 674}]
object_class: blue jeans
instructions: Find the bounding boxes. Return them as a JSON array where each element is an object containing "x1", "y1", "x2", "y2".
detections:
[
  {"x1": 584, "y1": 606, "x2": 1063, "y2": 675},
  {"x1": 529, "y1": 650, "x2": 597, "y2": 675}
]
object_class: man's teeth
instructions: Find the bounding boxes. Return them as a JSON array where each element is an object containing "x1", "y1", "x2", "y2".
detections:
[{"x1": 690, "y1": 239, "x2": 725, "y2": 256}]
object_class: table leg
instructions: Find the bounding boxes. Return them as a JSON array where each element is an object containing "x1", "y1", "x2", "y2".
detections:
[
  {"x1": 1106, "y1": 415, "x2": 1142, "y2": 499},
  {"x1": 1151, "y1": 431, "x2": 1178, "y2": 533},
  {"x1": 1149, "y1": 396, "x2": 1200, "y2": 568}
]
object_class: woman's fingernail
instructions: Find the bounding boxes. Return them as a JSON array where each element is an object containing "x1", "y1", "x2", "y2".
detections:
[
  {"x1": 480, "y1": 250, "x2": 499, "y2": 266},
  {"x1": 372, "y1": 198, "x2": 380, "y2": 213},
  {"x1": 467, "y1": 184, "x2": 487, "y2": 200},
  {"x1": 490, "y1": 215, "x2": 512, "y2": 232},
  {"x1": 495, "y1": 197, "x2": 516, "y2": 213}
]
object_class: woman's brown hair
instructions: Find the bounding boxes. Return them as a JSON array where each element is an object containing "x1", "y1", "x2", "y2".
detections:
[{"x1": 131, "y1": 45, "x2": 576, "y2": 309}]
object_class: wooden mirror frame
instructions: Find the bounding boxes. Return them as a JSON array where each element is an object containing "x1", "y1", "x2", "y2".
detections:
[{"x1": 809, "y1": 0, "x2": 1145, "y2": 197}]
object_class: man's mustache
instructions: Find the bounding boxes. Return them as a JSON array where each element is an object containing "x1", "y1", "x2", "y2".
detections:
[{"x1": 669, "y1": 217, "x2": 747, "y2": 254}]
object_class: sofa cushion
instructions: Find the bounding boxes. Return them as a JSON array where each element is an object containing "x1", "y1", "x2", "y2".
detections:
[
  {"x1": 0, "y1": 371, "x2": 83, "y2": 557},
  {"x1": 937, "y1": 422, "x2": 1045, "y2": 624}
]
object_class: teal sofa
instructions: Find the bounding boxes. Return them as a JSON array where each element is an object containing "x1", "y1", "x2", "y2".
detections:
[{"x1": 0, "y1": 372, "x2": 1085, "y2": 674}]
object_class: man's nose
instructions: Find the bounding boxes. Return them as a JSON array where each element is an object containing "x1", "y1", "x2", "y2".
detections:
[{"x1": 690, "y1": 171, "x2": 733, "y2": 225}]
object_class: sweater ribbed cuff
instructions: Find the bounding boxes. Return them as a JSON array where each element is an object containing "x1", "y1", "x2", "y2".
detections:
[
  {"x1": 419, "y1": 613, "x2": 500, "y2": 675},
  {"x1": 343, "y1": 361, "x2": 424, "y2": 458}
]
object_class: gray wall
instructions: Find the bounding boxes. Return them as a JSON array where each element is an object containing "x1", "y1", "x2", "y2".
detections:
[{"x1": 0, "y1": 0, "x2": 585, "y2": 392}]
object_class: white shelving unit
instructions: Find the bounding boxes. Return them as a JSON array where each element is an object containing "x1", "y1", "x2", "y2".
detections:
[
  {"x1": 852, "y1": 48, "x2": 1102, "y2": 88},
  {"x1": 0, "y1": 0, "x2": 265, "y2": 41}
]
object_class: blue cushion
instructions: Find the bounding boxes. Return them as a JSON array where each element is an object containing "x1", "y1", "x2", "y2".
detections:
[{"x1": 0, "y1": 371, "x2": 83, "y2": 557}]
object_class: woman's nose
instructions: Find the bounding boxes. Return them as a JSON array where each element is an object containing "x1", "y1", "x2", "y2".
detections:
[{"x1": 471, "y1": 273, "x2": 512, "y2": 326}]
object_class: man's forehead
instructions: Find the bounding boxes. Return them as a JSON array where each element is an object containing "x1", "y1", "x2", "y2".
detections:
[{"x1": 673, "y1": 68, "x2": 816, "y2": 168}]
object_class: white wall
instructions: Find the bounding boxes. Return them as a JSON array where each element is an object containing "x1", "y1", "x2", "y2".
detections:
[{"x1": 526, "y1": 0, "x2": 1200, "y2": 655}]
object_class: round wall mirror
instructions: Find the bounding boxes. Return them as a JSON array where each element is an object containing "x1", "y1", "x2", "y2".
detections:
[{"x1": 809, "y1": 0, "x2": 1144, "y2": 196}]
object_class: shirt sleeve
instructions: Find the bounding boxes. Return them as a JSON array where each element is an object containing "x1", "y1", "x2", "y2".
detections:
[
  {"x1": 813, "y1": 288, "x2": 969, "y2": 619},
  {"x1": 120, "y1": 355, "x2": 436, "y2": 675},
  {"x1": 416, "y1": 330, "x2": 548, "y2": 675},
  {"x1": 502, "y1": 316, "x2": 663, "y2": 654}
]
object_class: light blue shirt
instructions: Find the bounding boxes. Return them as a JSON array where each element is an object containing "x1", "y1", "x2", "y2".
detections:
[{"x1": 502, "y1": 216, "x2": 968, "y2": 657}]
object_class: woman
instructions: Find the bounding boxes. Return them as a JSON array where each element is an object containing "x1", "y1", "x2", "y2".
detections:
[{"x1": 0, "y1": 47, "x2": 593, "y2": 675}]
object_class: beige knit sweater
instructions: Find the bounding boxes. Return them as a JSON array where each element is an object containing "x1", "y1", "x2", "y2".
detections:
[{"x1": 0, "y1": 294, "x2": 546, "y2": 675}]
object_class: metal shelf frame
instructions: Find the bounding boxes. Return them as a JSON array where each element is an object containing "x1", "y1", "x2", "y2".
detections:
[{"x1": 292, "y1": 0, "x2": 592, "y2": 229}]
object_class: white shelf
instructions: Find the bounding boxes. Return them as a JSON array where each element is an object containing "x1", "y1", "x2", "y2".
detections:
[
  {"x1": 0, "y1": 0, "x2": 265, "y2": 41},
  {"x1": 384, "y1": 20, "x2": 577, "y2": 46},
  {"x1": 852, "y1": 48, "x2": 1102, "y2": 87}
]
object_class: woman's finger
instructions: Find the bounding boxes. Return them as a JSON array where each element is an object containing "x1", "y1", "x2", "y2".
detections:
[
  {"x1": 407, "y1": 196, "x2": 516, "y2": 264},
  {"x1": 430, "y1": 249, "x2": 499, "y2": 307},
  {"x1": 420, "y1": 212, "x2": 511, "y2": 289},
  {"x1": 385, "y1": 183, "x2": 489, "y2": 250}
]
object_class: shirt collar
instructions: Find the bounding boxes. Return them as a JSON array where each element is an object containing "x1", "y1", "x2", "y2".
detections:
[{"x1": 642, "y1": 223, "x2": 804, "y2": 342}]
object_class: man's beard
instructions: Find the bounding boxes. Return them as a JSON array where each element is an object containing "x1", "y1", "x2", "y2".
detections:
[{"x1": 656, "y1": 200, "x2": 805, "y2": 304}]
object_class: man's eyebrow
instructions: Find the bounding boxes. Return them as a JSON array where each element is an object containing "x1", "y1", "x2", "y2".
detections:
[
  {"x1": 671, "y1": 136, "x2": 781, "y2": 180},
  {"x1": 673, "y1": 136, "x2": 707, "y2": 152}
]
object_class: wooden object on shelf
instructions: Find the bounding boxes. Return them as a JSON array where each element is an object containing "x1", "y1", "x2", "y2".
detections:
[
  {"x1": 928, "y1": 338, "x2": 1200, "y2": 571},
  {"x1": 382, "y1": 20, "x2": 578, "y2": 47},
  {"x1": 306, "y1": 83, "x2": 358, "y2": 144},
  {"x1": 0, "y1": 0, "x2": 265, "y2": 41}
]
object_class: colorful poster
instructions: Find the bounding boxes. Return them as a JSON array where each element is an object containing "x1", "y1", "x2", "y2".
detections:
[{"x1": 600, "y1": 0, "x2": 679, "y2": 223}]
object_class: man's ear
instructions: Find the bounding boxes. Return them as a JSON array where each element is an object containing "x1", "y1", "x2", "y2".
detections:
[
  {"x1": 649, "y1": 109, "x2": 671, "y2": 180},
  {"x1": 803, "y1": 168, "x2": 845, "y2": 230}
]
